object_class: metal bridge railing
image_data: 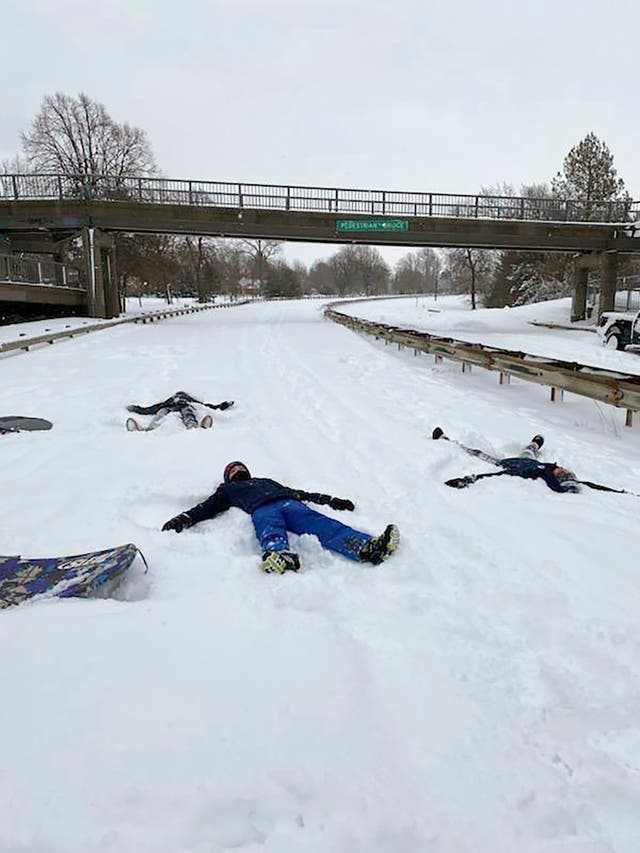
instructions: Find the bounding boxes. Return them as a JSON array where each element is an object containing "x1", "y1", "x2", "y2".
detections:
[
  {"x1": 0, "y1": 253, "x2": 84, "y2": 289},
  {"x1": 1, "y1": 173, "x2": 638, "y2": 224}
]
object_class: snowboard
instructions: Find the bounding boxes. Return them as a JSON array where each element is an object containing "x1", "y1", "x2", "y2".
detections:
[
  {"x1": 0, "y1": 543, "x2": 146, "y2": 608},
  {"x1": 0, "y1": 416, "x2": 53, "y2": 434}
]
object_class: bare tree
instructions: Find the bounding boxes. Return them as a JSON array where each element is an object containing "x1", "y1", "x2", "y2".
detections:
[
  {"x1": 308, "y1": 259, "x2": 337, "y2": 295},
  {"x1": 237, "y1": 239, "x2": 282, "y2": 290},
  {"x1": 0, "y1": 154, "x2": 31, "y2": 198},
  {"x1": 21, "y1": 92, "x2": 156, "y2": 189},
  {"x1": 1, "y1": 154, "x2": 29, "y2": 173},
  {"x1": 393, "y1": 248, "x2": 441, "y2": 294},
  {"x1": 329, "y1": 245, "x2": 389, "y2": 296},
  {"x1": 447, "y1": 248, "x2": 495, "y2": 309}
]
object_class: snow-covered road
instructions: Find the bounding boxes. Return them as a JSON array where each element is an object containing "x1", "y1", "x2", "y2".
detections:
[{"x1": 2, "y1": 298, "x2": 640, "y2": 852}]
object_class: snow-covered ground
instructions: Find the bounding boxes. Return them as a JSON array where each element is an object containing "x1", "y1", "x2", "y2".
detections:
[
  {"x1": 0, "y1": 296, "x2": 196, "y2": 347},
  {"x1": 347, "y1": 295, "x2": 640, "y2": 374},
  {"x1": 2, "y1": 297, "x2": 640, "y2": 852}
]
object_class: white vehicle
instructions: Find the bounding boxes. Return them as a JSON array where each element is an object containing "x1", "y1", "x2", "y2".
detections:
[{"x1": 596, "y1": 310, "x2": 640, "y2": 350}]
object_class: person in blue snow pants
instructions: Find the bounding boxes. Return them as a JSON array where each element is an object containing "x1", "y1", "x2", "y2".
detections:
[
  {"x1": 251, "y1": 498, "x2": 370, "y2": 560},
  {"x1": 162, "y1": 460, "x2": 399, "y2": 574}
]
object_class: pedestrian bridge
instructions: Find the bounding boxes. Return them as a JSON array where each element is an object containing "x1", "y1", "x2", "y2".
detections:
[
  {"x1": 0, "y1": 252, "x2": 86, "y2": 316},
  {"x1": 1, "y1": 173, "x2": 640, "y2": 318}
]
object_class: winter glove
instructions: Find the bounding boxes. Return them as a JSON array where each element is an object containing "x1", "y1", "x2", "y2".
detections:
[
  {"x1": 206, "y1": 400, "x2": 234, "y2": 410},
  {"x1": 328, "y1": 497, "x2": 355, "y2": 511},
  {"x1": 445, "y1": 476, "x2": 475, "y2": 489},
  {"x1": 162, "y1": 512, "x2": 193, "y2": 533}
]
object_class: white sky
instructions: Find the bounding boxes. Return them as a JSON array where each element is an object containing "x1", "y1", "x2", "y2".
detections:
[{"x1": 2, "y1": 0, "x2": 639, "y2": 268}]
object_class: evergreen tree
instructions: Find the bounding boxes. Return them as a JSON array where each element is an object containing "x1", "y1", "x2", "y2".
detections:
[{"x1": 552, "y1": 132, "x2": 630, "y2": 220}]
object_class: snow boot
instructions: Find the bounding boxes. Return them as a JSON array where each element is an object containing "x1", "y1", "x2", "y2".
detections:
[
  {"x1": 200, "y1": 414, "x2": 214, "y2": 429},
  {"x1": 358, "y1": 524, "x2": 400, "y2": 565},
  {"x1": 126, "y1": 417, "x2": 141, "y2": 432},
  {"x1": 532, "y1": 434, "x2": 544, "y2": 449},
  {"x1": 261, "y1": 551, "x2": 301, "y2": 574}
]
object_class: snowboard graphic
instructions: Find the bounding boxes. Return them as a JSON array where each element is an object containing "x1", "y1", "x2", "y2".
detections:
[
  {"x1": 0, "y1": 416, "x2": 53, "y2": 434},
  {"x1": 0, "y1": 543, "x2": 146, "y2": 608}
]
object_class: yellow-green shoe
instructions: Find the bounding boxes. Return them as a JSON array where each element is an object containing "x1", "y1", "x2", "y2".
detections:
[
  {"x1": 359, "y1": 525, "x2": 400, "y2": 565},
  {"x1": 261, "y1": 551, "x2": 301, "y2": 573}
]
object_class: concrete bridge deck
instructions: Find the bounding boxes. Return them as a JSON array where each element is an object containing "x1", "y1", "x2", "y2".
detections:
[{"x1": 1, "y1": 174, "x2": 639, "y2": 318}]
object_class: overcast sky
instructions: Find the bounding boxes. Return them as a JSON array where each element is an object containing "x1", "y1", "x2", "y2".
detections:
[{"x1": 3, "y1": 0, "x2": 639, "y2": 267}]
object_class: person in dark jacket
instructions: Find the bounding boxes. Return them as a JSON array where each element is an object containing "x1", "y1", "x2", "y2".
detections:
[
  {"x1": 443, "y1": 433, "x2": 581, "y2": 493},
  {"x1": 126, "y1": 390, "x2": 234, "y2": 431},
  {"x1": 162, "y1": 460, "x2": 400, "y2": 573}
]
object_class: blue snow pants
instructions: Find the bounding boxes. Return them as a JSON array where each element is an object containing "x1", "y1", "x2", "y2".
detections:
[{"x1": 251, "y1": 499, "x2": 371, "y2": 561}]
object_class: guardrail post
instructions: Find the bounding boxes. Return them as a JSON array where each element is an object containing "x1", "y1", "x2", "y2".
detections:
[
  {"x1": 57, "y1": 175, "x2": 63, "y2": 199},
  {"x1": 474, "y1": 196, "x2": 479, "y2": 218},
  {"x1": 550, "y1": 387, "x2": 564, "y2": 402},
  {"x1": 626, "y1": 410, "x2": 634, "y2": 427},
  {"x1": 462, "y1": 362, "x2": 472, "y2": 373},
  {"x1": 12, "y1": 176, "x2": 18, "y2": 200},
  {"x1": 188, "y1": 181, "x2": 193, "y2": 204},
  {"x1": 434, "y1": 354, "x2": 443, "y2": 364},
  {"x1": 499, "y1": 372, "x2": 510, "y2": 385},
  {"x1": 238, "y1": 184, "x2": 243, "y2": 208},
  {"x1": 429, "y1": 193, "x2": 433, "y2": 216},
  {"x1": 37, "y1": 261, "x2": 43, "y2": 284},
  {"x1": 382, "y1": 191, "x2": 386, "y2": 215}
]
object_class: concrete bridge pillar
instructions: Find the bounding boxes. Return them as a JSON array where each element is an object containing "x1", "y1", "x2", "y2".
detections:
[
  {"x1": 570, "y1": 262, "x2": 589, "y2": 322},
  {"x1": 82, "y1": 228, "x2": 119, "y2": 319},
  {"x1": 600, "y1": 251, "x2": 618, "y2": 316}
]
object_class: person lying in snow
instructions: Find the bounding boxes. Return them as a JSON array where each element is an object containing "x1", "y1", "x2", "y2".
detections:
[
  {"x1": 126, "y1": 390, "x2": 234, "y2": 431},
  {"x1": 162, "y1": 460, "x2": 400, "y2": 573},
  {"x1": 433, "y1": 428, "x2": 581, "y2": 493}
]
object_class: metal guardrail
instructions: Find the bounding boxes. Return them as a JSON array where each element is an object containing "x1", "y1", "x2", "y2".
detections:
[
  {"x1": 0, "y1": 253, "x2": 84, "y2": 289},
  {"x1": 1, "y1": 173, "x2": 638, "y2": 224},
  {"x1": 0, "y1": 300, "x2": 251, "y2": 356},
  {"x1": 325, "y1": 303, "x2": 640, "y2": 426}
]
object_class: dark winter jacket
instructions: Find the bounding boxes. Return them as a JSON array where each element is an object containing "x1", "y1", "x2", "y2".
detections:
[
  {"x1": 447, "y1": 457, "x2": 580, "y2": 493},
  {"x1": 185, "y1": 478, "x2": 339, "y2": 524},
  {"x1": 128, "y1": 391, "x2": 231, "y2": 416},
  {"x1": 497, "y1": 458, "x2": 579, "y2": 492}
]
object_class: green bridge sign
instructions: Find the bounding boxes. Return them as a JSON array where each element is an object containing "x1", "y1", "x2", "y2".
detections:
[{"x1": 336, "y1": 219, "x2": 409, "y2": 232}]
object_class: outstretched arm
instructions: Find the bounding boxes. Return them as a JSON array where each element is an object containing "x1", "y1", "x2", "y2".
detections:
[
  {"x1": 295, "y1": 490, "x2": 355, "y2": 511},
  {"x1": 445, "y1": 471, "x2": 507, "y2": 489},
  {"x1": 162, "y1": 485, "x2": 231, "y2": 531},
  {"x1": 578, "y1": 479, "x2": 640, "y2": 496},
  {"x1": 203, "y1": 400, "x2": 235, "y2": 411},
  {"x1": 127, "y1": 401, "x2": 165, "y2": 415}
]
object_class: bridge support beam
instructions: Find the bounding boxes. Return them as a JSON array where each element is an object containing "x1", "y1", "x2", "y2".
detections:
[
  {"x1": 82, "y1": 228, "x2": 119, "y2": 319},
  {"x1": 600, "y1": 251, "x2": 618, "y2": 317},
  {"x1": 571, "y1": 263, "x2": 589, "y2": 322}
]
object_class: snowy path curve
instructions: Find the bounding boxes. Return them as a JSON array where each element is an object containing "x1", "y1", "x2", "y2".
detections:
[{"x1": 2, "y1": 299, "x2": 640, "y2": 852}]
